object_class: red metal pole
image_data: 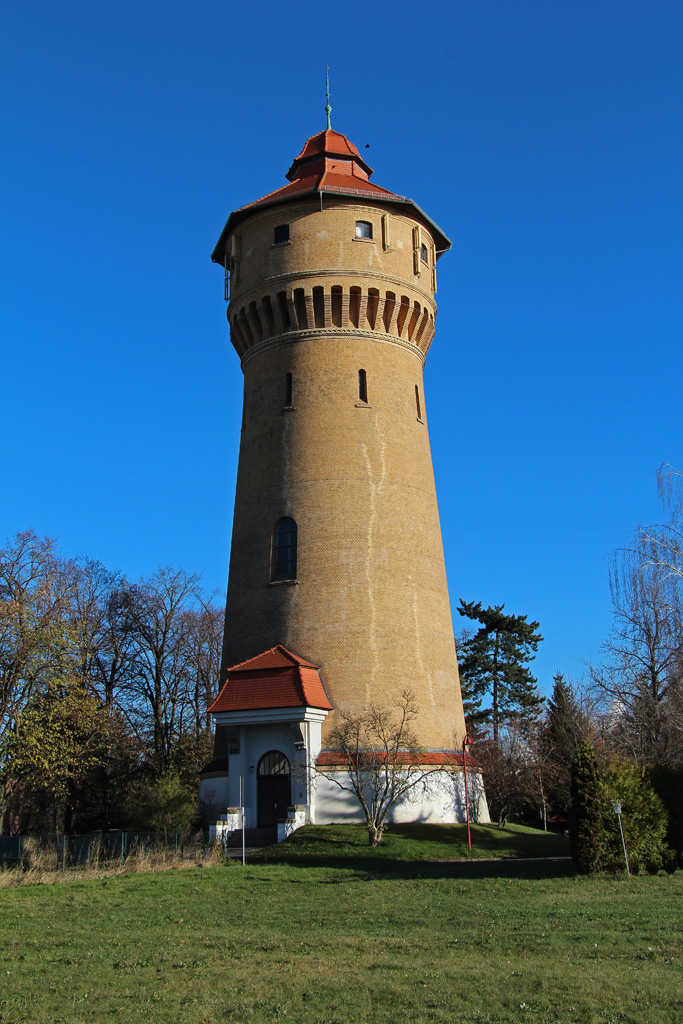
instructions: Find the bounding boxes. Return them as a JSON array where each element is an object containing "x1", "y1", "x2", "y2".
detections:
[{"x1": 463, "y1": 735, "x2": 473, "y2": 852}]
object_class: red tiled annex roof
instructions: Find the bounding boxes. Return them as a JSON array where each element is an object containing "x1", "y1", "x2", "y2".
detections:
[
  {"x1": 208, "y1": 645, "x2": 333, "y2": 714},
  {"x1": 315, "y1": 750, "x2": 480, "y2": 769}
]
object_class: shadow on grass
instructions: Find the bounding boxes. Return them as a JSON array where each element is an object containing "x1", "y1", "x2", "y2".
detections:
[
  {"x1": 251, "y1": 853, "x2": 575, "y2": 881},
  {"x1": 386, "y1": 822, "x2": 569, "y2": 855}
]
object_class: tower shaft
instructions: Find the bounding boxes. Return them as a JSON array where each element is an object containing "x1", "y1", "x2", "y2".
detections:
[{"x1": 218, "y1": 181, "x2": 465, "y2": 751}]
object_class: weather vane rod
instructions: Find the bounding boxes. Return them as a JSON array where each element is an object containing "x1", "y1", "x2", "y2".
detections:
[{"x1": 325, "y1": 65, "x2": 332, "y2": 130}]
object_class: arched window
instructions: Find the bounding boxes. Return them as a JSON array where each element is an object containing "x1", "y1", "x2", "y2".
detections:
[
  {"x1": 258, "y1": 751, "x2": 291, "y2": 777},
  {"x1": 272, "y1": 517, "x2": 297, "y2": 581},
  {"x1": 358, "y1": 369, "x2": 368, "y2": 404},
  {"x1": 355, "y1": 220, "x2": 373, "y2": 239}
]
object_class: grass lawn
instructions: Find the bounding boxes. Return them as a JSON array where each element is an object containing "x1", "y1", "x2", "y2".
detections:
[
  {"x1": 0, "y1": 825, "x2": 681, "y2": 1024},
  {"x1": 253, "y1": 822, "x2": 571, "y2": 866}
]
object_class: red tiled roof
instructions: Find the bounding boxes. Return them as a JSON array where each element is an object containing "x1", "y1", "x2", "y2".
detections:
[
  {"x1": 315, "y1": 750, "x2": 480, "y2": 768},
  {"x1": 235, "y1": 129, "x2": 403, "y2": 216},
  {"x1": 234, "y1": 171, "x2": 401, "y2": 216},
  {"x1": 286, "y1": 129, "x2": 373, "y2": 181},
  {"x1": 208, "y1": 644, "x2": 333, "y2": 714},
  {"x1": 211, "y1": 126, "x2": 451, "y2": 263}
]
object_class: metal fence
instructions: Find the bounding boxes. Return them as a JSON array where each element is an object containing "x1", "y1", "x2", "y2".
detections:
[{"x1": 0, "y1": 831, "x2": 214, "y2": 871}]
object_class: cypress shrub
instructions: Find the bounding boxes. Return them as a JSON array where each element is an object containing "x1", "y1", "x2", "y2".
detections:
[{"x1": 569, "y1": 741, "x2": 604, "y2": 873}]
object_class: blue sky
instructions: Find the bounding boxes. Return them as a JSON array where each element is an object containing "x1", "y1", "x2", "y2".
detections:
[{"x1": 2, "y1": 1, "x2": 681, "y2": 695}]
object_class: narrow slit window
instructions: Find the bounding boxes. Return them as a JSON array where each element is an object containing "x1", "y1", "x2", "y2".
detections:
[
  {"x1": 420, "y1": 243, "x2": 428, "y2": 264},
  {"x1": 358, "y1": 369, "x2": 368, "y2": 404},
  {"x1": 285, "y1": 372, "x2": 293, "y2": 408},
  {"x1": 274, "y1": 224, "x2": 289, "y2": 244},
  {"x1": 415, "y1": 385, "x2": 422, "y2": 420},
  {"x1": 272, "y1": 518, "x2": 297, "y2": 581},
  {"x1": 355, "y1": 220, "x2": 373, "y2": 240}
]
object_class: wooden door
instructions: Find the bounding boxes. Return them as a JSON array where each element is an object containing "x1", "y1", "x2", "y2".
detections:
[{"x1": 257, "y1": 751, "x2": 291, "y2": 827}]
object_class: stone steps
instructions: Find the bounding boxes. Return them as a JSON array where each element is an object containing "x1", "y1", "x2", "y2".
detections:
[{"x1": 226, "y1": 828, "x2": 278, "y2": 849}]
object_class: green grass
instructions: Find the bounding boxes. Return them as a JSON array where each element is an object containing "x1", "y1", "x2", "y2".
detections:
[
  {"x1": 253, "y1": 822, "x2": 571, "y2": 867},
  {"x1": 0, "y1": 825, "x2": 681, "y2": 1024}
]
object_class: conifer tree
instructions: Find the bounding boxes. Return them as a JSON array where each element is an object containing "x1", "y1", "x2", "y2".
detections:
[
  {"x1": 456, "y1": 600, "x2": 543, "y2": 741},
  {"x1": 543, "y1": 672, "x2": 589, "y2": 816},
  {"x1": 569, "y1": 740, "x2": 604, "y2": 873}
]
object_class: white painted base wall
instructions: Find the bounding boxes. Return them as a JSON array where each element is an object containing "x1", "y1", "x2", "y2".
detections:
[
  {"x1": 199, "y1": 774, "x2": 231, "y2": 825},
  {"x1": 311, "y1": 769, "x2": 490, "y2": 826}
]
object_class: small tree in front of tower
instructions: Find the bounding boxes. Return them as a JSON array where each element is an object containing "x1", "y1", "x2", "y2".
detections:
[{"x1": 314, "y1": 691, "x2": 439, "y2": 846}]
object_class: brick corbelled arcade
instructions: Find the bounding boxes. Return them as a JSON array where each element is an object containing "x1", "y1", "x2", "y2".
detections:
[{"x1": 200, "y1": 123, "x2": 488, "y2": 834}]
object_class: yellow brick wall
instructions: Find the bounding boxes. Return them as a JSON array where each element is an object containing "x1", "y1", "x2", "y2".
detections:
[{"x1": 220, "y1": 196, "x2": 466, "y2": 752}]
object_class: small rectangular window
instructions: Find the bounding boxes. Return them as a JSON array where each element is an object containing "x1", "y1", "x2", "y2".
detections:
[
  {"x1": 420, "y1": 243, "x2": 428, "y2": 264},
  {"x1": 355, "y1": 221, "x2": 373, "y2": 240},
  {"x1": 274, "y1": 224, "x2": 289, "y2": 244}
]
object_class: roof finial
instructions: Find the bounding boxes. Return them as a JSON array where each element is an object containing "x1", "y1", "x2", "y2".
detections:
[{"x1": 324, "y1": 65, "x2": 332, "y2": 131}]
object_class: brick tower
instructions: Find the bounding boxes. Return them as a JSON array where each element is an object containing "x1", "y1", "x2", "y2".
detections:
[{"x1": 201, "y1": 121, "x2": 485, "y2": 830}]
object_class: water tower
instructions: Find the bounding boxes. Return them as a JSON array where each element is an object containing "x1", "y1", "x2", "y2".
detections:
[{"x1": 200, "y1": 110, "x2": 486, "y2": 830}]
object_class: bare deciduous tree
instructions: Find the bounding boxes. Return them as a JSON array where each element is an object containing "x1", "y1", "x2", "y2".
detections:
[
  {"x1": 120, "y1": 567, "x2": 202, "y2": 772},
  {"x1": 591, "y1": 529, "x2": 682, "y2": 765},
  {"x1": 0, "y1": 532, "x2": 71, "y2": 741},
  {"x1": 641, "y1": 464, "x2": 683, "y2": 585},
  {"x1": 474, "y1": 720, "x2": 550, "y2": 828},
  {"x1": 312, "y1": 691, "x2": 446, "y2": 846},
  {"x1": 1, "y1": 531, "x2": 225, "y2": 832}
]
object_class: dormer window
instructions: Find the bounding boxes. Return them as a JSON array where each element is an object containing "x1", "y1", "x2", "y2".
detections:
[
  {"x1": 355, "y1": 221, "x2": 373, "y2": 240},
  {"x1": 274, "y1": 224, "x2": 289, "y2": 245}
]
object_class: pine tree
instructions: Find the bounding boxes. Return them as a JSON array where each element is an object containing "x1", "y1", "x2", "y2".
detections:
[
  {"x1": 456, "y1": 600, "x2": 543, "y2": 741},
  {"x1": 569, "y1": 740, "x2": 604, "y2": 873},
  {"x1": 543, "y1": 672, "x2": 589, "y2": 816}
]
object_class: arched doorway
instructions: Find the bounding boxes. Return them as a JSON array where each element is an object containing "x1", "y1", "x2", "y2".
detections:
[{"x1": 257, "y1": 750, "x2": 291, "y2": 827}]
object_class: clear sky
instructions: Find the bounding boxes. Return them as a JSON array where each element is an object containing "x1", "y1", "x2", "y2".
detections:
[{"x1": 2, "y1": 1, "x2": 681, "y2": 695}]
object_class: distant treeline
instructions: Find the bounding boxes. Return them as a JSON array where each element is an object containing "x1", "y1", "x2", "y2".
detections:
[
  {"x1": 0, "y1": 531, "x2": 223, "y2": 835},
  {"x1": 457, "y1": 466, "x2": 683, "y2": 869}
]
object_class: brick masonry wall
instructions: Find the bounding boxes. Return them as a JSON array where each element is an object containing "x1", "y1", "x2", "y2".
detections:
[{"x1": 219, "y1": 196, "x2": 466, "y2": 752}]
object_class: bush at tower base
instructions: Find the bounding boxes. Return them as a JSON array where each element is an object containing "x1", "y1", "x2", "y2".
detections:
[
  {"x1": 569, "y1": 742, "x2": 671, "y2": 874},
  {"x1": 601, "y1": 761, "x2": 670, "y2": 873}
]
